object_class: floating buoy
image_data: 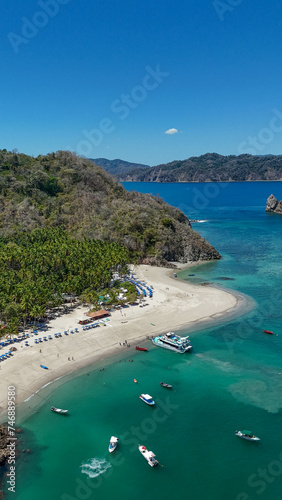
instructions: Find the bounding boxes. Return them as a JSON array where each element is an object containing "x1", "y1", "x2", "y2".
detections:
[{"x1": 134, "y1": 379, "x2": 138, "y2": 383}]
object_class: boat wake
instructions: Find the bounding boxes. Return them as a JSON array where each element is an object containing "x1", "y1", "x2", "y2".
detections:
[{"x1": 81, "y1": 458, "x2": 111, "y2": 478}]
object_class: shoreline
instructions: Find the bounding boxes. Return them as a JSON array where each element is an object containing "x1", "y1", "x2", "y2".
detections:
[{"x1": 0, "y1": 263, "x2": 253, "y2": 423}]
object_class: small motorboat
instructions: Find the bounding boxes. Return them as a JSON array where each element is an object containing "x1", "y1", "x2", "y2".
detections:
[
  {"x1": 160, "y1": 382, "x2": 172, "y2": 389},
  {"x1": 140, "y1": 394, "x2": 155, "y2": 406},
  {"x1": 235, "y1": 430, "x2": 260, "y2": 441},
  {"x1": 51, "y1": 406, "x2": 69, "y2": 414},
  {"x1": 108, "y1": 436, "x2": 119, "y2": 453},
  {"x1": 264, "y1": 330, "x2": 273, "y2": 335},
  {"x1": 138, "y1": 445, "x2": 159, "y2": 467},
  {"x1": 135, "y1": 347, "x2": 148, "y2": 351},
  {"x1": 40, "y1": 364, "x2": 48, "y2": 370}
]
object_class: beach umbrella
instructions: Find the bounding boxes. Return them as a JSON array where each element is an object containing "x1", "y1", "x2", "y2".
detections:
[{"x1": 48, "y1": 335, "x2": 52, "y2": 339}]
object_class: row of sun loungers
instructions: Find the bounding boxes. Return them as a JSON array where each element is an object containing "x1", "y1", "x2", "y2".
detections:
[
  {"x1": 1, "y1": 314, "x2": 113, "y2": 360},
  {"x1": 125, "y1": 276, "x2": 154, "y2": 298},
  {"x1": 0, "y1": 351, "x2": 13, "y2": 361},
  {"x1": 30, "y1": 329, "x2": 80, "y2": 344},
  {"x1": 82, "y1": 322, "x2": 100, "y2": 331}
]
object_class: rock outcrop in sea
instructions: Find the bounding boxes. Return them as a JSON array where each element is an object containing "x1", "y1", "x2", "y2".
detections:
[{"x1": 265, "y1": 194, "x2": 282, "y2": 214}]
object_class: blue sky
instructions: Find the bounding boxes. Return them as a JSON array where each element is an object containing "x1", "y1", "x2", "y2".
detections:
[{"x1": 1, "y1": 0, "x2": 282, "y2": 165}]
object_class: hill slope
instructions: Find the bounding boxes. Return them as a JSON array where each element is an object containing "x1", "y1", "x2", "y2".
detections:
[
  {"x1": 97, "y1": 153, "x2": 282, "y2": 182},
  {"x1": 92, "y1": 158, "x2": 150, "y2": 178},
  {"x1": 0, "y1": 149, "x2": 220, "y2": 265}
]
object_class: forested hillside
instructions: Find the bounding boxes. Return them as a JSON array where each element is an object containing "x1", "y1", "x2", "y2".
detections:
[
  {"x1": 95, "y1": 153, "x2": 282, "y2": 182},
  {"x1": 0, "y1": 149, "x2": 219, "y2": 265}
]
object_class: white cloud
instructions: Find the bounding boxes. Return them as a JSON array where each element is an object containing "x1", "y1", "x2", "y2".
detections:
[{"x1": 165, "y1": 128, "x2": 178, "y2": 135}]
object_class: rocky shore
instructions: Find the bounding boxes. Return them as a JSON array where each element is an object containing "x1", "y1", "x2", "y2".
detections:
[
  {"x1": 0, "y1": 426, "x2": 10, "y2": 468},
  {"x1": 266, "y1": 194, "x2": 282, "y2": 214},
  {"x1": 0, "y1": 425, "x2": 10, "y2": 498}
]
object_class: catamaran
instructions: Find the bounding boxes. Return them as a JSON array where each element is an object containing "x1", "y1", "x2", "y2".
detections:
[{"x1": 152, "y1": 332, "x2": 192, "y2": 353}]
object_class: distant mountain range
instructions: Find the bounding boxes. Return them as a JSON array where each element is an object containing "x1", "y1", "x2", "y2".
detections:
[{"x1": 92, "y1": 153, "x2": 282, "y2": 182}]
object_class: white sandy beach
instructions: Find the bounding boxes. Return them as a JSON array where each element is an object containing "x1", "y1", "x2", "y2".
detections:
[{"x1": 0, "y1": 264, "x2": 249, "y2": 420}]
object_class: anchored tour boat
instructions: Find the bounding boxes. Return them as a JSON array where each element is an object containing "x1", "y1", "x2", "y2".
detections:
[
  {"x1": 138, "y1": 445, "x2": 159, "y2": 467},
  {"x1": 139, "y1": 394, "x2": 155, "y2": 406},
  {"x1": 152, "y1": 332, "x2": 192, "y2": 353},
  {"x1": 108, "y1": 436, "x2": 119, "y2": 453}
]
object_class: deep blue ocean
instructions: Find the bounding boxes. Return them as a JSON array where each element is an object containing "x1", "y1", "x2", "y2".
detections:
[{"x1": 5, "y1": 182, "x2": 282, "y2": 500}]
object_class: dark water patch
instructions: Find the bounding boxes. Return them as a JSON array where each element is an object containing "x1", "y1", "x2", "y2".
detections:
[{"x1": 214, "y1": 276, "x2": 235, "y2": 281}]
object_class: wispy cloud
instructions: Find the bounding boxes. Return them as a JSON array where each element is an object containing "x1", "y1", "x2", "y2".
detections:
[{"x1": 165, "y1": 128, "x2": 178, "y2": 135}]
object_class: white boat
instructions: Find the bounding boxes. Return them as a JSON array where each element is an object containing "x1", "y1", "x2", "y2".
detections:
[
  {"x1": 140, "y1": 394, "x2": 155, "y2": 406},
  {"x1": 138, "y1": 445, "x2": 159, "y2": 467},
  {"x1": 235, "y1": 430, "x2": 260, "y2": 441},
  {"x1": 152, "y1": 332, "x2": 192, "y2": 353},
  {"x1": 50, "y1": 406, "x2": 69, "y2": 414},
  {"x1": 108, "y1": 436, "x2": 119, "y2": 453}
]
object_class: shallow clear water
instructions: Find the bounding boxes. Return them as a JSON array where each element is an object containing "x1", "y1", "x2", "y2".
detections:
[{"x1": 5, "y1": 182, "x2": 282, "y2": 500}]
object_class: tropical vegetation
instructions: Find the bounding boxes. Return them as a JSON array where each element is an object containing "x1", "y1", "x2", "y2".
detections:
[
  {"x1": 0, "y1": 148, "x2": 221, "y2": 332},
  {"x1": 0, "y1": 227, "x2": 129, "y2": 333},
  {"x1": 0, "y1": 149, "x2": 219, "y2": 264}
]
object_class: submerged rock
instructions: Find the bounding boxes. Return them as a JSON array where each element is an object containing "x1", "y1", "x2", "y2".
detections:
[
  {"x1": 266, "y1": 194, "x2": 282, "y2": 214},
  {"x1": 215, "y1": 277, "x2": 235, "y2": 281}
]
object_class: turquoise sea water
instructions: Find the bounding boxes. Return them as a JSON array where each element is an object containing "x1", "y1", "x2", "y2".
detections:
[{"x1": 4, "y1": 182, "x2": 282, "y2": 500}]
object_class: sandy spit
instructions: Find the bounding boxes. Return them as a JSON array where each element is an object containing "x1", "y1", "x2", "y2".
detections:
[{"x1": 0, "y1": 264, "x2": 251, "y2": 421}]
